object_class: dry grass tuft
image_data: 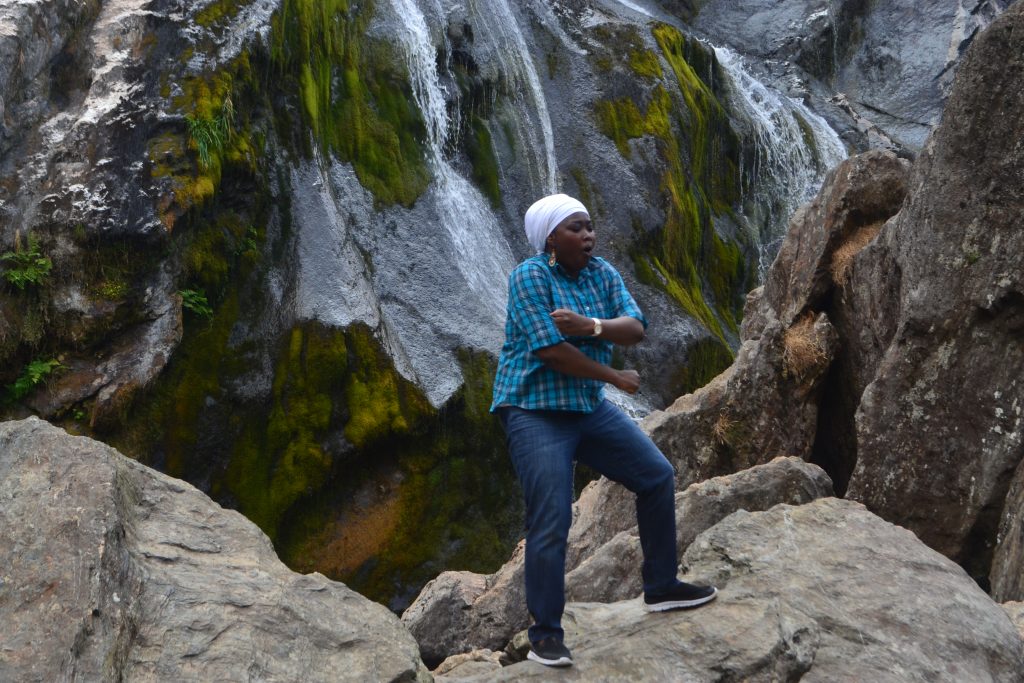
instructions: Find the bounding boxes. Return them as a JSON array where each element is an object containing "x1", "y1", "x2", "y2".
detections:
[
  {"x1": 712, "y1": 412, "x2": 736, "y2": 446},
  {"x1": 782, "y1": 312, "x2": 828, "y2": 381},
  {"x1": 831, "y1": 220, "x2": 885, "y2": 286}
]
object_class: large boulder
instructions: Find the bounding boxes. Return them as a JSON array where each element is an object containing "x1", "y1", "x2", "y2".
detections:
[
  {"x1": 644, "y1": 305, "x2": 837, "y2": 487},
  {"x1": 448, "y1": 498, "x2": 1024, "y2": 681},
  {"x1": 565, "y1": 456, "x2": 833, "y2": 603},
  {"x1": 0, "y1": 417, "x2": 429, "y2": 682},
  {"x1": 762, "y1": 150, "x2": 910, "y2": 328},
  {"x1": 402, "y1": 457, "x2": 833, "y2": 664},
  {"x1": 845, "y1": 2, "x2": 1024, "y2": 582},
  {"x1": 991, "y1": 458, "x2": 1024, "y2": 602}
]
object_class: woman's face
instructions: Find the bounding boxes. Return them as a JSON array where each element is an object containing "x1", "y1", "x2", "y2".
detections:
[{"x1": 547, "y1": 212, "x2": 595, "y2": 275}]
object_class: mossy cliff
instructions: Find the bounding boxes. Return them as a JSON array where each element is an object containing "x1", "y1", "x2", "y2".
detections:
[
  {"x1": 100, "y1": 1, "x2": 518, "y2": 610},
  {"x1": 0, "y1": 1, "x2": 810, "y2": 611},
  {"x1": 592, "y1": 24, "x2": 747, "y2": 361}
]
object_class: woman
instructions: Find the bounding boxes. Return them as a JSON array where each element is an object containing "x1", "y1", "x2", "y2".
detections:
[{"x1": 490, "y1": 193, "x2": 717, "y2": 668}]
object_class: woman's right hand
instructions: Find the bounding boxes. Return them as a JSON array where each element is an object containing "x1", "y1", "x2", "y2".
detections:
[{"x1": 614, "y1": 369, "x2": 641, "y2": 394}]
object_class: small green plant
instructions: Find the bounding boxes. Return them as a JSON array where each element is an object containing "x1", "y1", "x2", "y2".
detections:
[
  {"x1": 180, "y1": 288, "x2": 213, "y2": 317},
  {"x1": 97, "y1": 279, "x2": 130, "y2": 300},
  {"x1": 1, "y1": 233, "x2": 52, "y2": 290},
  {"x1": 6, "y1": 358, "x2": 63, "y2": 401},
  {"x1": 234, "y1": 227, "x2": 260, "y2": 258},
  {"x1": 185, "y1": 97, "x2": 235, "y2": 169}
]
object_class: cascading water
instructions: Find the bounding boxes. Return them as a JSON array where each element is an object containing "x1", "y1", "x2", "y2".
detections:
[
  {"x1": 386, "y1": 0, "x2": 516, "y2": 319},
  {"x1": 714, "y1": 46, "x2": 847, "y2": 279},
  {"x1": 467, "y1": 0, "x2": 558, "y2": 195}
]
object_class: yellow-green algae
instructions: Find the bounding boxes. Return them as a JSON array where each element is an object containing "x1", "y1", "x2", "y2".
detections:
[
  {"x1": 269, "y1": 0, "x2": 429, "y2": 207},
  {"x1": 278, "y1": 348, "x2": 520, "y2": 607},
  {"x1": 224, "y1": 322, "x2": 432, "y2": 537},
  {"x1": 594, "y1": 23, "x2": 748, "y2": 344}
]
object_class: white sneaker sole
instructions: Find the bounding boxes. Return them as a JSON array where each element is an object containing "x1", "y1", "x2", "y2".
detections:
[
  {"x1": 644, "y1": 586, "x2": 718, "y2": 612},
  {"x1": 527, "y1": 650, "x2": 573, "y2": 667}
]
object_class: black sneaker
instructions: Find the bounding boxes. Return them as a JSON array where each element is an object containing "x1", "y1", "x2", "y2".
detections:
[
  {"x1": 644, "y1": 580, "x2": 718, "y2": 612},
  {"x1": 527, "y1": 637, "x2": 573, "y2": 667}
]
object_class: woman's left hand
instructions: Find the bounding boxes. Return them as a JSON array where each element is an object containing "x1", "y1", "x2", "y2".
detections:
[{"x1": 551, "y1": 308, "x2": 597, "y2": 336}]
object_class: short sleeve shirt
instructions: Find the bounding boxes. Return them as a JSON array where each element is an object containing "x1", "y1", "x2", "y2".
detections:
[{"x1": 490, "y1": 255, "x2": 647, "y2": 413}]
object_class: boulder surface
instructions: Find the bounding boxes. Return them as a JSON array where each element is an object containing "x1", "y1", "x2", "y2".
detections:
[
  {"x1": 403, "y1": 457, "x2": 834, "y2": 664},
  {"x1": 0, "y1": 417, "x2": 428, "y2": 682},
  {"x1": 447, "y1": 498, "x2": 1024, "y2": 681},
  {"x1": 845, "y1": 1, "x2": 1024, "y2": 582}
]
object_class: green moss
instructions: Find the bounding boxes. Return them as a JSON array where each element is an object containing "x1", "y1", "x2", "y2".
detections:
[
  {"x1": 339, "y1": 348, "x2": 519, "y2": 602},
  {"x1": 465, "y1": 118, "x2": 501, "y2": 207},
  {"x1": 269, "y1": 0, "x2": 429, "y2": 207},
  {"x1": 669, "y1": 337, "x2": 734, "y2": 397},
  {"x1": 195, "y1": 0, "x2": 243, "y2": 28},
  {"x1": 629, "y1": 49, "x2": 664, "y2": 79},
  {"x1": 343, "y1": 326, "x2": 430, "y2": 449},
  {"x1": 595, "y1": 24, "x2": 749, "y2": 342},
  {"x1": 569, "y1": 167, "x2": 598, "y2": 217}
]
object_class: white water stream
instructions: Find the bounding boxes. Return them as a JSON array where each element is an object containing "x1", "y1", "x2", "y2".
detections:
[
  {"x1": 386, "y1": 0, "x2": 517, "y2": 319},
  {"x1": 468, "y1": 0, "x2": 558, "y2": 194},
  {"x1": 714, "y1": 46, "x2": 847, "y2": 279}
]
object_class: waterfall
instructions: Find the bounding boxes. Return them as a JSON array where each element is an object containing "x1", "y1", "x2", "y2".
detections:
[
  {"x1": 608, "y1": 0, "x2": 654, "y2": 17},
  {"x1": 714, "y1": 46, "x2": 847, "y2": 279},
  {"x1": 386, "y1": 0, "x2": 516, "y2": 318},
  {"x1": 468, "y1": 0, "x2": 558, "y2": 194}
]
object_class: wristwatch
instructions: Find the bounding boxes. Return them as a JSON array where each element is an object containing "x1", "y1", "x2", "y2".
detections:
[{"x1": 591, "y1": 318, "x2": 602, "y2": 337}]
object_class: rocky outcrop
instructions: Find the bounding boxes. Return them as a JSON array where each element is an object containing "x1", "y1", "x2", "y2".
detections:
[
  {"x1": 845, "y1": 2, "x2": 1024, "y2": 582},
  {"x1": 0, "y1": 417, "x2": 428, "y2": 682},
  {"x1": 446, "y1": 498, "x2": 1024, "y2": 681},
  {"x1": 402, "y1": 456, "x2": 833, "y2": 664},
  {"x1": 644, "y1": 299, "x2": 837, "y2": 486},
  {"x1": 992, "y1": 459, "x2": 1024, "y2": 601},
  {"x1": 684, "y1": 0, "x2": 1011, "y2": 151},
  {"x1": 762, "y1": 150, "x2": 910, "y2": 327},
  {"x1": 1003, "y1": 602, "x2": 1024, "y2": 642}
]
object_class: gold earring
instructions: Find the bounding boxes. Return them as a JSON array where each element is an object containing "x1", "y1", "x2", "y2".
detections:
[{"x1": 548, "y1": 249, "x2": 557, "y2": 266}]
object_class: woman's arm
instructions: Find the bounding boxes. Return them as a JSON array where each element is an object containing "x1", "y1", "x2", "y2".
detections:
[
  {"x1": 549, "y1": 309, "x2": 645, "y2": 346},
  {"x1": 534, "y1": 342, "x2": 641, "y2": 394}
]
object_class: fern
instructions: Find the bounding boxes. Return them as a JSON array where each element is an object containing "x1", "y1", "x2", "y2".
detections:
[{"x1": 1, "y1": 234, "x2": 52, "y2": 290}]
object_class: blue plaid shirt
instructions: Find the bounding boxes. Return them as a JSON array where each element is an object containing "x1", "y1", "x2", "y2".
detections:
[{"x1": 490, "y1": 255, "x2": 647, "y2": 413}]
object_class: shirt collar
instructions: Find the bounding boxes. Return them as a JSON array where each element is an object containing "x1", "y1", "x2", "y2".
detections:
[{"x1": 548, "y1": 257, "x2": 596, "y2": 282}]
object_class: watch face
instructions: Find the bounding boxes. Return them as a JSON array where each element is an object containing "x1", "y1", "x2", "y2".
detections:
[{"x1": 593, "y1": 319, "x2": 602, "y2": 335}]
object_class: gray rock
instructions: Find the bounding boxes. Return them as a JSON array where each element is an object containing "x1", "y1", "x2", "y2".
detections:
[
  {"x1": 763, "y1": 149, "x2": 910, "y2": 327},
  {"x1": 991, "y1": 458, "x2": 1024, "y2": 602},
  {"x1": 0, "y1": 417, "x2": 429, "y2": 683},
  {"x1": 687, "y1": 0, "x2": 1011, "y2": 150},
  {"x1": 846, "y1": 2, "x2": 1024, "y2": 582},
  {"x1": 404, "y1": 456, "x2": 833, "y2": 663},
  {"x1": 400, "y1": 570, "x2": 488, "y2": 667},
  {"x1": 1002, "y1": 602, "x2": 1024, "y2": 642},
  {"x1": 450, "y1": 498, "x2": 1024, "y2": 681},
  {"x1": 565, "y1": 456, "x2": 833, "y2": 602},
  {"x1": 433, "y1": 649, "x2": 506, "y2": 679},
  {"x1": 644, "y1": 306, "x2": 837, "y2": 487}
]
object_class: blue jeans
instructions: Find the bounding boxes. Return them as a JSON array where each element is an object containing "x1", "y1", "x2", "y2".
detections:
[{"x1": 498, "y1": 400, "x2": 678, "y2": 644}]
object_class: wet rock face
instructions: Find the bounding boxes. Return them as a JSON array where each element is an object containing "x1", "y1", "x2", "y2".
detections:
[
  {"x1": 685, "y1": 0, "x2": 1010, "y2": 151},
  {"x1": 0, "y1": 417, "x2": 429, "y2": 682},
  {"x1": 845, "y1": 2, "x2": 1024, "y2": 582}
]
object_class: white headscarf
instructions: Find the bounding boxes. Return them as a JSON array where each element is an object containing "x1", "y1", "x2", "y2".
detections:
[{"x1": 523, "y1": 194, "x2": 589, "y2": 254}]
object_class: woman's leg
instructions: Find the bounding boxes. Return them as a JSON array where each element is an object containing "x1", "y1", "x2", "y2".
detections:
[
  {"x1": 499, "y1": 407, "x2": 581, "y2": 644},
  {"x1": 576, "y1": 400, "x2": 679, "y2": 594}
]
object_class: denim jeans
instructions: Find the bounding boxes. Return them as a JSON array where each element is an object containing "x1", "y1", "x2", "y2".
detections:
[{"x1": 498, "y1": 400, "x2": 678, "y2": 644}]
